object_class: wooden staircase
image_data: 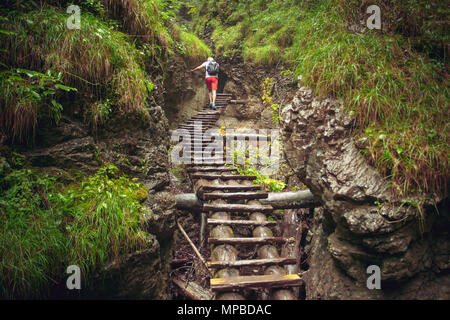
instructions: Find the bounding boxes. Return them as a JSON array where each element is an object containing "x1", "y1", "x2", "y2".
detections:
[{"x1": 172, "y1": 92, "x2": 302, "y2": 300}]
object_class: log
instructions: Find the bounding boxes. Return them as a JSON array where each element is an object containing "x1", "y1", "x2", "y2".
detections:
[
  {"x1": 210, "y1": 274, "x2": 303, "y2": 292},
  {"x1": 208, "y1": 237, "x2": 292, "y2": 245},
  {"x1": 208, "y1": 257, "x2": 296, "y2": 268},
  {"x1": 260, "y1": 190, "x2": 320, "y2": 209},
  {"x1": 202, "y1": 191, "x2": 268, "y2": 200},
  {"x1": 230, "y1": 100, "x2": 247, "y2": 104},
  {"x1": 175, "y1": 191, "x2": 319, "y2": 210},
  {"x1": 177, "y1": 221, "x2": 212, "y2": 276},
  {"x1": 172, "y1": 275, "x2": 214, "y2": 300}
]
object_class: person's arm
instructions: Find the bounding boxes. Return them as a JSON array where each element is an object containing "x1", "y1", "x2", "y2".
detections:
[{"x1": 190, "y1": 63, "x2": 205, "y2": 72}]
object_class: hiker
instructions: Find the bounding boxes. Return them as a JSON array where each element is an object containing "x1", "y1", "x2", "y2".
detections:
[{"x1": 190, "y1": 57, "x2": 219, "y2": 110}]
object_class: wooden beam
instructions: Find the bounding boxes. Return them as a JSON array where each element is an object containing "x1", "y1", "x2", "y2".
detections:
[
  {"x1": 203, "y1": 203, "x2": 273, "y2": 213},
  {"x1": 208, "y1": 257, "x2": 296, "y2": 268},
  {"x1": 260, "y1": 190, "x2": 320, "y2": 209},
  {"x1": 202, "y1": 191, "x2": 268, "y2": 200},
  {"x1": 210, "y1": 274, "x2": 303, "y2": 292},
  {"x1": 207, "y1": 219, "x2": 276, "y2": 227},
  {"x1": 187, "y1": 167, "x2": 235, "y2": 173},
  {"x1": 208, "y1": 237, "x2": 291, "y2": 245},
  {"x1": 191, "y1": 174, "x2": 256, "y2": 180},
  {"x1": 176, "y1": 191, "x2": 319, "y2": 210}
]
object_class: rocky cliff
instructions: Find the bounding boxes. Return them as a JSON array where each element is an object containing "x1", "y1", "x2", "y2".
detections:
[
  {"x1": 281, "y1": 87, "x2": 450, "y2": 299},
  {"x1": 20, "y1": 102, "x2": 176, "y2": 299}
]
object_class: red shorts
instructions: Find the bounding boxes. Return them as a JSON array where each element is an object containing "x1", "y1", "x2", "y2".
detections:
[{"x1": 205, "y1": 77, "x2": 218, "y2": 90}]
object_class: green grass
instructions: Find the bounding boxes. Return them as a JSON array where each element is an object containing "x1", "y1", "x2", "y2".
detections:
[
  {"x1": 0, "y1": 1, "x2": 212, "y2": 142},
  {"x1": 191, "y1": 0, "x2": 449, "y2": 199},
  {"x1": 0, "y1": 162, "x2": 149, "y2": 299},
  {"x1": 176, "y1": 25, "x2": 212, "y2": 61}
]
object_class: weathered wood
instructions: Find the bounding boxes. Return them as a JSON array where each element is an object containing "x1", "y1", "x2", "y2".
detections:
[
  {"x1": 208, "y1": 237, "x2": 291, "y2": 245},
  {"x1": 208, "y1": 257, "x2": 296, "y2": 268},
  {"x1": 191, "y1": 174, "x2": 256, "y2": 181},
  {"x1": 210, "y1": 274, "x2": 302, "y2": 292},
  {"x1": 177, "y1": 221, "x2": 212, "y2": 276},
  {"x1": 203, "y1": 203, "x2": 273, "y2": 213},
  {"x1": 207, "y1": 219, "x2": 276, "y2": 227},
  {"x1": 172, "y1": 275, "x2": 214, "y2": 300},
  {"x1": 176, "y1": 191, "x2": 319, "y2": 209},
  {"x1": 197, "y1": 185, "x2": 262, "y2": 192},
  {"x1": 175, "y1": 193, "x2": 203, "y2": 210},
  {"x1": 187, "y1": 167, "x2": 235, "y2": 173},
  {"x1": 170, "y1": 258, "x2": 190, "y2": 267},
  {"x1": 202, "y1": 191, "x2": 268, "y2": 200},
  {"x1": 260, "y1": 190, "x2": 320, "y2": 209},
  {"x1": 229, "y1": 100, "x2": 247, "y2": 104}
]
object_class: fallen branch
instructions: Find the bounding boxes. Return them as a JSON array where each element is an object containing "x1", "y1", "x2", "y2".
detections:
[
  {"x1": 177, "y1": 221, "x2": 212, "y2": 277},
  {"x1": 172, "y1": 275, "x2": 214, "y2": 300}
]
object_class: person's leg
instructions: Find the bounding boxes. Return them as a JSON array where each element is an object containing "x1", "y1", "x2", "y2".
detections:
[
  {"x1": 212, "y1": 89, "x2": 217, "y2": 105},
  {"x1": 208, "y1": 90, "x2": 213, "y2": 108},
  {"x1": 211, "y1": 77, "x2": 218, "y2": 109}
]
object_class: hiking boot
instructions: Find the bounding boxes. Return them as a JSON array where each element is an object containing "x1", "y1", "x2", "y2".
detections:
[
  {"x1": 208, "y1": 102, "x2": 213, "y2": 109},
  {"x1": 211, "y1": 104, "x2": 217, "y2": 110}
]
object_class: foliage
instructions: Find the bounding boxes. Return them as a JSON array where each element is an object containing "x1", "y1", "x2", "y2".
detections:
[
  {"x1": 190, "y1": 0, "x2": 449, "y2": 199},
  {"x1": 0, "y1": 163, "x2": 149, "y2": 299},
  {"x1": 236, "y1": 164, "x2": 286, "y2": 192},
  {"x1": 261, "y1": 78, "x2": 281, "y2": 124},
  {"x1": 0, "y1": 68, "x2": 77, "y2": 143}
]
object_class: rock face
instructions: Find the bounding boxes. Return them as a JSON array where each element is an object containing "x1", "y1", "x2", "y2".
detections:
[
  {"x1": 22, "y1": 103, "x2": 176, "y2": 299},
  {"x1": 281, "y1": 87, "x2": 450, "y2": 299}
]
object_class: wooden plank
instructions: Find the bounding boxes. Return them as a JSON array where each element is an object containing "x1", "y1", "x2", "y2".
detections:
[
  {"x1": 203, "y1": 203, "x2": 273, "y2": 213},
  {"x1": 208, "y1": 257, "x2": 296, "y2": 269},
  {"x1": 208, "y1": 237, "x2": 290, "y2": 245},
  {"x1": 191, "y1": 174, "x2": 256, "y2": 181},
  {"x1": 207, "y1": 219, "x2": 276, "y2": 227},
  {"x1": 210, "y1": 274, "x2": 302, "y2": 292},
  {"x1": 173, "y1": 275, "x2": 214, "y2": 300},
  {"x1": 202, "y1": 191, "x2": 268, "y2": 200},
  {"x1": 187, "y1": 167, "x2": 235, "y2": 173},
  {"x1": 198, "y1": 185, "x2": 261, "y2": 192}
]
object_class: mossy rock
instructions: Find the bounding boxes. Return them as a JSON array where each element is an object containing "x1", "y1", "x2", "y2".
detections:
[{"x1": 135, "y1": 186, "x2": 149, "y2": 203}]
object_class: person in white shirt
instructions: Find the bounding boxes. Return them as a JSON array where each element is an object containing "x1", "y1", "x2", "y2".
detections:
[{"x1": 190, "y1": 57, "x2": 219, "y2": 110}]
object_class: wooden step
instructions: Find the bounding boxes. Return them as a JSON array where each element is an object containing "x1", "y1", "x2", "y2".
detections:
[
  {"x1": 202, "y1": 191, "x2": 268, "y2": 200},
  {"x1": 208, "y1": 219, "x2": 276, "y2": 227},
  {"x1": 198, "y1": 185, "x2": 262, "y2": 192},
  {"x1": 207, "y1": 257, "x2": 296, "y2": 269},
  {"x1": 187, "y1": 167, "x2": 235, "y2": 173},
  {"x1": 210, "y1": 274, "x2": 302, "y2": 292},
  {"x1": 203, "y1": 203, "x2": 273, "y2": 213},
  {"x1": 191, "y1": 174, "x2": 256, "y2": 181},
  {"x1": 207, "y1": 237, "x2": 290, "y2": 245}
]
